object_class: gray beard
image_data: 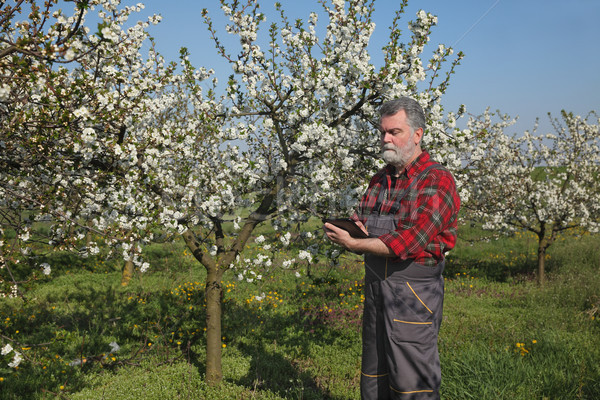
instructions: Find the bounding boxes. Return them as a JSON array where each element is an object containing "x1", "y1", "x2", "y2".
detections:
[{"x1": 381, "y1": 143, "x2": 415, "y2": 167}]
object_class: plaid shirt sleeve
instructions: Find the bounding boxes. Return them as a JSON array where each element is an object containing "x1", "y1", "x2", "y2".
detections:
[{"x1": 378, "y1": 169, "x2": 459, "y2": 264}]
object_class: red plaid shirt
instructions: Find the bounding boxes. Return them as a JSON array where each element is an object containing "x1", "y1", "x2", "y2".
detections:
[{"x1": 353, "y1": 151, "x2": 460, "y2": 266}]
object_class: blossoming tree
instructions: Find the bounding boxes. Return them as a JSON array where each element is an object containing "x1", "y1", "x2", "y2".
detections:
[
  {"x1": 193, "y1": 0, "x2": 475, "y2": 384},
  {"x1": 0, "y1": 0, "x2": 175, "y2": 285},
  {"x1": 0, "y1": 0, "x2": 477, "y2": 385},
  {"x1": 462, "y1": 110, "x2": 600, "y2": 284}
]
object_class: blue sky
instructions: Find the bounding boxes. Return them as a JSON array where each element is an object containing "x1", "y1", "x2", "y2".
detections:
[{"x1": 136, "y1": 0, "x2": 599, "y2": 134}]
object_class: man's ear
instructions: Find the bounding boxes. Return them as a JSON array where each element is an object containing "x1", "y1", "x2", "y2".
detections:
[{"x1": 413, "y1": 127, "x2": 424, "y2": 145}]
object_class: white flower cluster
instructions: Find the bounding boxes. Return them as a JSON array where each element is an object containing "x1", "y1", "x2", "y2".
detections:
[
  {"x1": 40, "y1": 263, "x2": 51, "y2": 276},
  {"x1": 236, "y1": 269, "x2": 263, "y2": 284},
  {"x1": 2, "y1": 343, "x2": 22, "y2": 368},
  {"x1": 298, "y1": 250, "x2": 313, "y2": 263},
  {"x1": 0, "y1": 284, "x2": 19, "y2": 298},
  {"x1": 0, "y1": 84, "x2": 10, "y2": 101}
]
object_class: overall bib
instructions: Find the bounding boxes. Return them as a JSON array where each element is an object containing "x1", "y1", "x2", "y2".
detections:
[{"x1": 360, "y1": 166, "x2": 444, "y2": 400}]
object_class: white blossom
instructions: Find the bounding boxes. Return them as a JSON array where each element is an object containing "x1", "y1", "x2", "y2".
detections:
[
  {"x1": 1, "y1": 344, "x2": 13, "y2": 356},
  {"x1": 109, "y1": 341, "x2": 120, "y2": 353},
  {"x1": 0, "y1": 84, "x2": 10, "y2": 101},
  {"x1": 298, "y1": 250, "x2": 313, "y2": 263},
  {"x1": 280, "y1": 232, "x2": 291, "y2": 247},
  {"x1": 18, "y1": 229, "x2": 30, "y2": 242},
  {"x1": 40, "y1": 263, "x2": 51, "y2": 276},
  {"x1": 8, "y1": 352, "x2": 22, "y2": 368},
  {"x1": 140, "y1": 262, "x2": 150, "y2": 273}
]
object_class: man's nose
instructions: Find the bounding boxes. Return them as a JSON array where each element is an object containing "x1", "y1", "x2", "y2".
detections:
[{"x1": 381, "y1": 132, "x2": 393, "y2": 143}]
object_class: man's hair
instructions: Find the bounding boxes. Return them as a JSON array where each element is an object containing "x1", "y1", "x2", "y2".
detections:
[{"x1": 379, "y1": 97, "x2": 426, "y2": 133}]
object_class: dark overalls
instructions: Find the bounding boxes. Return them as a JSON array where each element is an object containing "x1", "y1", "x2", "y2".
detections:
[{"x1": 360, "y1": 166, "x2": 445, "y2": 400}]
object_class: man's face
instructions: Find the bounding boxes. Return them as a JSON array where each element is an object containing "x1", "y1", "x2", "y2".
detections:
[{"x1": 380, "y1": 110, "x2": 422, "y2": 168}]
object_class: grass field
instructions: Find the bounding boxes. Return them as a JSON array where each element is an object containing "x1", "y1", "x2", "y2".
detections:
[{"x1": 0, "y1": 226, "x2": 599, "y2": 399}]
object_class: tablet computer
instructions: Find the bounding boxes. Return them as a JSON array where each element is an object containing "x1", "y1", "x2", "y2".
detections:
[{"x1": 324, "y1": 218, "x2": 368, "y2": 239}]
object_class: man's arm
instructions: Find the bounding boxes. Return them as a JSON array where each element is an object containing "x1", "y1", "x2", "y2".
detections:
[
  {"x1": 323, "y1": 222, "x2": 396, "y2": 257},
  {"x1": 325, "y1": 171, "x2": 459, "y2": 259}
]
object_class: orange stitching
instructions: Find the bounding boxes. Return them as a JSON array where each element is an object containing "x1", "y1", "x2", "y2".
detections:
[
  {"x1": 406, "y1": 282, "x2": 433, "y2": 314},
  {"x1": 390, "y1": 385, "x2": 434, "y2": 394},
  {"x1": 393, "y1": 319, "x2": 432, "y2": 325}
]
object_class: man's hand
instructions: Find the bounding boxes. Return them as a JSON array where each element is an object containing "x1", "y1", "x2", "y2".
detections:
[
  {"x1": 323, "y1": 222, "x2": 396, "y2": 257},
  {"x1": 323, "y1": 222, "x2": 356, "y2": 249}
]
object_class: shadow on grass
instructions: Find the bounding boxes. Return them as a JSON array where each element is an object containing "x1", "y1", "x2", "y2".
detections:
[
  {"x1": 445, "y1": 254, "x2": 538, "y2": 283},
  {"x1": 0, "y1": 272, "x2": 208, "y2": 398},
  {"x1": 229, "y1": 312, "x2": 342, "y2": 399},
  {"x1": 1, "y1": 268, "x2": 360, "y2": 399},
  {"x1": 214, "y1": 280, "x2": 360, "y2": 399}
]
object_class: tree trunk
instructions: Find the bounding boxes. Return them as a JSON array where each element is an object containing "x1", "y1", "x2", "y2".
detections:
[
  {"x1": 121, "y1": 259, "x2": 134, "y2": 286},
  {"x1": 180, "y1": 229, "x2": 226, "y2": 386},
  {"x1": 205, "y1": 265, "x2": 224, "y2": 385},
  {"x1": 536, "y1": 236, "x2": 547, "y2": 286},
  {"x1": 120, "y1": 232, "x2": 135, "y2": 286},
  {"x1": 537, "y1": 245, "x2": 546, "y2": 285}
]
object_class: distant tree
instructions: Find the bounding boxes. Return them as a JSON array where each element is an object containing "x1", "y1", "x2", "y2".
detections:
[{"x1": 462, "y1": 110, "x2": 600, "y2": 284}]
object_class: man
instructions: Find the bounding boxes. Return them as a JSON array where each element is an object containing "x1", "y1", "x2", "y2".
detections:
[{"x1": 324, "y1": 97, "x2": 460, "y2": 399}]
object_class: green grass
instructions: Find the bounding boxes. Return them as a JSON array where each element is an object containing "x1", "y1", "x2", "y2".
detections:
[{"x1": 0, "y1": 226, "x2": 599, "y2": 399}]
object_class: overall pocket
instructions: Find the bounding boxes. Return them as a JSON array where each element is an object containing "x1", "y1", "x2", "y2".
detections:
[{"x1": 383, "y1": 280, "x2": 438, "y2": 345}]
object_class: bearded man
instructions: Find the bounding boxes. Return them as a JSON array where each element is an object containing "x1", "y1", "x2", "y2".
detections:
[{"x1": 324, "y1": 97, "x2": 460, "y2": 400}]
